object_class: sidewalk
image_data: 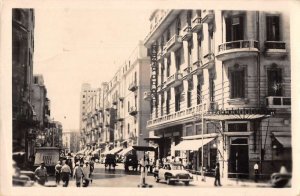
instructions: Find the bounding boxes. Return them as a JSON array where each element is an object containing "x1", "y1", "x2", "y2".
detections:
[{"x1": 190, "y1": 174, "x2": 272, "y2": 188}]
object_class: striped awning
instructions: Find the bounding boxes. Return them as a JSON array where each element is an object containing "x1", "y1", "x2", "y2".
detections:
[{"x1": 173, "y1": 137, "x2": 215, "y2": 151}]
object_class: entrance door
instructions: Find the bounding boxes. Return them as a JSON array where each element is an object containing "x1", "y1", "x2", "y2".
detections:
[{"x1": 229, "y1": 137, "x2": 249, "y2": 178}]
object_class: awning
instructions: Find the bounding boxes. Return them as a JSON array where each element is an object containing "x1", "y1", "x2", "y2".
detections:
[
  {"x1": 205, "y1": 114, "x2": 267, "y2": 121},
  {"x1": 92, "y1": 148, "x2": 101, "y2": 154},
  {"x1": 144, "y1": 136, "x2": 162, "y2": 141},
  {"x1": 103, "y1": 147, "x2": 123, "y2": 155},
  {"x1": 272, "y1": 132, "x2": 291, "y2": 148},
  {"x1": 173, "y1": 137, "x2": 215, "y2": 151},
  {"x1": 118, "y1": 146, "x2": 133, "y2": 156}
]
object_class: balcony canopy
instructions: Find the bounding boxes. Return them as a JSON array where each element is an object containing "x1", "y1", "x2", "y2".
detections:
[
  {"x1": 173, "y1": 137, "x2": 215, "y2": 151},
  {"x1": 272, "y1": 132, "x2": 291, "y2": 148}
]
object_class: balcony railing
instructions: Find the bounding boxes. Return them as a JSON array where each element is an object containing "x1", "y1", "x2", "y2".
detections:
[
  {"x1": 182, "y1": 66, "x2": 193, "y2": 79},
  {"x1": 129, "y1": 106, "x2": 138, "y2": 116},
  {"x1": 147, "y1": 103, "x2": 204, "y2": 128},
  {"x1": 182, "y1": 25, "x2": 192, "y2": 41},
  {"x1": 266, "y1": 96, "x2": 291, "y2": 109},
  {"x1": 164, "y1": 34, "x2": 183, "y2": 52},
  {"x1": 191, "y1": 16, "x2": 202, "y2": 32},
  {"x1": 191, "y1": 61, "x2": 202, "y2": 75},
  {"x1": 201, "y1": 10, "x2": 214, "y2": 23},
  {"x1": 143, "y1": 91, "x2": 151, "y2": 101},
  {"x1": 128, "y1": 81, "x2": 138, "y2": 91},
  {"x1": 264, "y1": 41, "x2": 287, "y2": 57},
  {"x1": 201, "y1": 53, "x2": 215, "y2": 69},
  {"x1": 165, "y1": 72, "x2": 183, "y2": 87},
  {"x1": 216, "y1": 40, "x2": 259, "y2": 61}
]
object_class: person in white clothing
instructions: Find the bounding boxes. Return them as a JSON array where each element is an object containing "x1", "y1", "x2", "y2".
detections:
[{"x1": 82, "y1": 162, "x2": 90, "y2": 187}]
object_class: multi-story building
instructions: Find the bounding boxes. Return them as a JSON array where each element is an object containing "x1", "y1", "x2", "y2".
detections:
[
  {"x1": 80, "y1": 41, "x2": 151, "y2": 157},
  {"x1": 144, "y1": 10, "x2": 291, "y2": 179},
  {"x1": 12, "y1": 8, "x2": 36, "y2": 164}
]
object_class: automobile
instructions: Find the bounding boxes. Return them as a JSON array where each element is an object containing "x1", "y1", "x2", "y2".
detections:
[
  {"x1": 154, "y1": 162, "x2": 193, "y2": 185},
  {"x1": 124, "y1": 154, "x2": 138, "y2": 171},
  {"x1": 270, "y1": 172, "x2": 292, "y2": 188}
]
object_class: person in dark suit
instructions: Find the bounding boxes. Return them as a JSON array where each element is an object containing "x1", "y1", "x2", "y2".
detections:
[{"x1": 214, "y1": 163, "x2": 222, "y2": 186}]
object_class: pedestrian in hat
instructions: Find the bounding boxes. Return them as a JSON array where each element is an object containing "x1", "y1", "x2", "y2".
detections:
[
  {"x1": 55, "y1": 161, "x2": 62, "y2": 185},
  {"x1": 34, "y1": 162, "x2": 48, "y2": 185},
  {"x1": 214, "y1": 163, "x2": 222, "y2": 186},
  {"x1": 61, "y1": 160, "x2": 71, "y2": 187}
]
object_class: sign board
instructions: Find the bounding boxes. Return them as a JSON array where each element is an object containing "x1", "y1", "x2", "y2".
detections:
[
  {"x1": 34, "y1": 148, "x2": 60, "y2": 166},
  {"x1": 150, "y1": 44, "x2": 158, "y2": 108}
]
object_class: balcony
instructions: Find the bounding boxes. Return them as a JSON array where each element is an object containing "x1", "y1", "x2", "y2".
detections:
[
  {"x1": 191, "y1": 61, "x2": 202, "y2": 75},
  {"x1": 143, "y1": 91, "x2": 151, "y2": 101},
  {"x1": 191, "y1": 16, "x2": 202, "y2": 33},
  {"x1": 266, "y1": 96, "x2": 291, "y2": 109},
  {"x1": 129, "y1": 106, "x2": 138, "y2": 116},
  {"x1": 164, "y1": 35, "x2": 183, "y2": 53},
  {"x1": 182, "y1": 66, "x2": 193, "y2": 79},
  {"x1": 147, "y1": 103, "x2": 204, "y2": 129},
  {"x1": 216, "y1": 40, "x2": 259, "y2": 61},
  {"x1": 201, "y1": 53, "x2": 215, "y2": 69},
  {"x1": 201, "y1": 10, "x2": 214, "y2": 23},
  {"x1": 128, "y1": 81, "x2": 138, "y2": 91},
  {"x1": 182, "y1": 25, "x2": 192, "y2": 41},
  {"x1": 165, "y1": 72, "x2": 183, "y2": 87},
  {"x1": 264, "y1": 41, "x2": 287, "y2": 57}
]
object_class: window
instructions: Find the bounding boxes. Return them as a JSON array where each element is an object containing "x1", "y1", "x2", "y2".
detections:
[
  {"x1": 188, "y1": 40, "x2": 193, "y2": 65},
  {"x1": 166, "y1": 90, "x2": 171, "y2": 114},
  {"x1": 160, "y1": 36, "x2": 164, "y2": 51},
  {"x1": 187, "y1": 80, "x2": 193, "y2": 108},
  {"x1": 83, "y1": 95, "x2": 85, "y2": 98},
  {"x1": 267, "y1": 68, "x2": 282, "y2": 96},
  {"x1": 266, "y1": 16, "x2": 280, "y2": 41},
  {"x1": 128, "y1": 101, "x2": 130, "y2": 112},
  {"x1": 161, "y1": 94, "x2": 164, "y2": 116},
  {"x1": 209, "y1": 75, "x2": 215, "y2": 101},
  {"x1": 230, "y1": 68, "x2": 245, "y2": 98},
  {"x1": 128, "y1": 123, "x2": 130, "y2": 134},
  {"x1": 186, "y1": 126, "x2": 193, "y2": 136},
  {"x1": 166, "y1": 29, "x2": 170, "y2": 41},
  {"x1": 187, "y1": 10, "x2": 192, "y2": 26},
  {"x1": 225, "y1": 15, "x2": 244, "y2": 42},
  {"x1": 197, "y1": 75, "x2": 202, "y2": 104},
  {"x1": 166, "y1": 57, "x2": 171, "y2": 77},
  {"x1": 176, "y1": 18, "x2": 181, "y2": 35},
  {"x1": 175, "y1": 50, "x2": 181, "y2": 71},
  {"x1": 175, "y1": 86, "x2": 182, "y2": 112},
  {"x1": 161, "y1": 61, "x2": 165, "y2": 84},
  {"x1": 228, "y1": 123, "x2": 248, "y2": 132}
]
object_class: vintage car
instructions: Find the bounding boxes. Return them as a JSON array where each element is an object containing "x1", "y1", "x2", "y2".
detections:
[{"x1": 154, "y1": 162, "x2": 193, "y2": 185}]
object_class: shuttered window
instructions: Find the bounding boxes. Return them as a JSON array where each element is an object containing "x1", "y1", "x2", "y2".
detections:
[
  {"x1": 225, "y1": 15, "x2": 244, "y2": 42},
  {"x1": 230, "y1": 69, "x2": 245, "y2": 98},
  {"x1": 266, "y1": 16, "x2": 280, "y2": 41},
  {"x1": 267, "y1": 68, "x2": 282, "y2": 96}
]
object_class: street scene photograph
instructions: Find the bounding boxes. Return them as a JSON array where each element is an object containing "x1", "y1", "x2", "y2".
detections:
[{"x1": 2, "y1": 1, "x2": 298, "y2": 195}]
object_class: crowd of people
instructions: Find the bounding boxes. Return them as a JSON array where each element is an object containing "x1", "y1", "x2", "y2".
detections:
[{"x1": 34, "y1": 152, "x2": 95, "y2": 187}]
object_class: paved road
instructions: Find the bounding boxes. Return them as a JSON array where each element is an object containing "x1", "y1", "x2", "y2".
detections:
[{"x1": 48, "y1": 163, "x2": 272, "y2": 188}]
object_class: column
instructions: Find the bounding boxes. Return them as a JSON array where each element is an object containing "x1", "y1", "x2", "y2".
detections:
[
  {"x1": 192, "y1": 33, "x2": 199, "y2": 65},
  {"x1": 170, "y1": 52, "x2": 176, "y2": 74},
  {"x1": 182, "y1": 41, "x2": 189, "y2": 70},
  {"x1": 202, "y1": 23, "x2": 209, "y2": 58}
]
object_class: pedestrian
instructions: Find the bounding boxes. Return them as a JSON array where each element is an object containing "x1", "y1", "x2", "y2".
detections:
[
  {"x1": 82, "y1": 161, "x2": 90, "y2": 187},
  {"x1": 55, "y1": 161, "x2": 62, "y2": 185},
  {"x1": 61, "y1": 160, "x2": 71, "y2": 187},
  {"x1": 149, "y1": 159, "x2": 153, "y2": 173},
  {"x1": 89, "y1": 158, "x2": 95, "y2": 184},
  {"x1": 254, "y1": 162, "x2": 259, "y2": 182},
  {"x1": 73, "y1": 163, "x2": 84, "y2": 187},
  {"x1": 214, "y1": 163, "x2": 222, "y2": 186},
  {"x1": 34, "y1": 162, "x2": 48, "y2": 185}
]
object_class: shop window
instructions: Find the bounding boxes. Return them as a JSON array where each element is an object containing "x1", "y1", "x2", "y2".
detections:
[
  {"x1": 230, "y1": 68, "x2": 245, "y2": 99},
  {"x1": 267, "y1": 68, "x2": 282, "y2": 96},
  {"x1": 225, "y1": 15, "x2": 244, "y2": 42},
  {"x1": 266, "y1": 15, "x2": 280, "y2": 41}
]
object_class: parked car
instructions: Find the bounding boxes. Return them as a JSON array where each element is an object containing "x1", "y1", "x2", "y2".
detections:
[
  {"x1": 124, "y1": 154, "x2": 138, "y2": 171},
  {"x1": 154, "y1": 163, "x2": 193, "y2": 185},
  {"x1": 271, "y1": 172, "x2": 292, "y2": 188}
]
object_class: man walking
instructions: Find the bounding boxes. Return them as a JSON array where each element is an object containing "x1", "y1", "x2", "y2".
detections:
[
  {"x1": 73, "y1": 163, "x2": 84, "y2": 187},
  {"x1": 254, "y1": 162, "x2": 259, "y2": 182},
  {"x1": 55, "y1": 161, "x2": 62, "y2": 185},
  {"x1": 82, "y1": 161, "x2": 90, "y2": 187},
  {"x1": 214, "y1": 163, "x2": 222, "y2": 186},
  {"x1": 34, "y1": 162, "x2": 48, "y2": 185},
  {"x1": 61, "y1": 160, "x2": 71, "y2": 187}
]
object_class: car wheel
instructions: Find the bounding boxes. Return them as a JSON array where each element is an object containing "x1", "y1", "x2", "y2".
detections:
[
  {"x1": 184, "y1": 181, "x2": 189, "y2": 186},
  {"x1": 166, "y1": 177, "x2": 171, "y2": 185},
  {"x1": 155, "y1": 175, "x2": 160, "y2": 183}
]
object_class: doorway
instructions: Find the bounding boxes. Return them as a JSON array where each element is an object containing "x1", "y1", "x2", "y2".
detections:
[{"x1": 228, "y1": 137, "x2": 249, "y2": 178}]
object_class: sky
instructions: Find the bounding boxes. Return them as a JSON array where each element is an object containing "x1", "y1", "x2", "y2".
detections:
[{"x1": 33, "y1": 8, "x2": 152, "y2": 131}]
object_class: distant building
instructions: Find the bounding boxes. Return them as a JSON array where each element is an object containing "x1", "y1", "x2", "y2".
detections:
[{"x1": 62, "y1": 130, "x2": 80, "y2": 153}]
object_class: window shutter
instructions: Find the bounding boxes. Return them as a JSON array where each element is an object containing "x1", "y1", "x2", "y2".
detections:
[
  {"x1": 274, "y1": 16, "x2": 280, "y2": 41},
  {"x1": 238, "y1": 16, "x2": 244, "y2": 40},
  {"x1": 266, "y1": 16, "x2": 273, "y2": 41},
  {"x1": 225, "y1": 17, "x2": 232, "y2": 42}
]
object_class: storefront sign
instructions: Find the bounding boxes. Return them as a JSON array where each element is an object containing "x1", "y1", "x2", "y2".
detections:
[{"x1": 150, "y1": 44, "x2": 158, "y2": 107}]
